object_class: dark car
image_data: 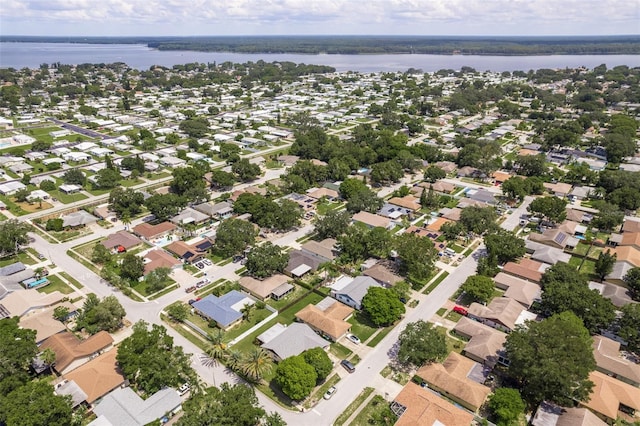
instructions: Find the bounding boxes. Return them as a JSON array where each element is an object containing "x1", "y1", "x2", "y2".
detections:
[
  {"x1": 185, "y1": 286, "x2": 197, "y2": 293},
  {"x1": 340, "y1": 359, "x2": 355, "y2": 373}
]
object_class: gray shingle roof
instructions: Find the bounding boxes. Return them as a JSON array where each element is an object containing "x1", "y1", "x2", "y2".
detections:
[{"x1": 261, "y1": 323, "x2": 329, "y2": 360}]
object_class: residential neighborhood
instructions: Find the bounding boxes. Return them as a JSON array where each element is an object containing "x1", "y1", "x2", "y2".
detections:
[{"x1": 0, "y1": 59, "x2": 639, "y2": 426}]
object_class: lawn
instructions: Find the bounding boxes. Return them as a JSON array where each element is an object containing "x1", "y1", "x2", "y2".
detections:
[
  {"x1": 132, "y1": 277, "x2": 176, "y2": 297},
  {"x1": 46, "y1": 189, "x2": 88, "y2": 204},
  {"x1": 224, "y1": 308, "x2": 273, "y2": 342},
  {"x1": 37, "y1": 274, "x2": 75, "y2": 295},
  {"x1": 350, "y1": 394, "x2": 396, "y2": 426},
  {"x1": 436, "y1": 308, "x2": 447, "y2": 317},
  {"x1": 366, "y1": 326, "x2": 393, "y2": 347},
  {"x1": 437, "y1": 326, "x2": 465, "y2": 354},
  {"x1": 348, "y1": 312, "x2": 379, "y2": 343},
  {"x1": 423, "y1": 271, "x2": 449, "y2": 295},
  {"x1": 0, "y1": 251, "x2": 38, "y2": 267},
  {"x1": 48, "y1": 229, "x2": 89, "y2": 243},
  {"x1": 445, "y1": 311, "x2": 463, "y2": 322},
  {"x1": 14, "y1": 200, "x2": 54, "y2": 212},
  {"x1": 329, "y1": 342, "x2": 353, "y2": 359},
  {"x1": 59, "y1": 272, "x2": 84, "y2": 290},
  {"x1": 316, "y1": 201, "x2": 343, "y2": 215},
  {"x1": 146, "y1": 172, "x2": 172, "y2": 180},
  {"x1": 334, "y1": 387, "x2": 375, "y2": 426}
]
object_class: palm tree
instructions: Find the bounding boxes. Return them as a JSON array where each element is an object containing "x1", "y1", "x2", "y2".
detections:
[
  {"x1": 240, "y1": 347, "x2": 273, "y2": 383},
  {"x1": 226, "y1": 348, "x2": 243, "y2": 373},
  {"x1": 121, "y1": 212, "x2": 131, "y2": 230},
  {"x1": 40, "y1": 348, "x2": 57, "y2": 376},
  {"x1": 200, "y1": 329, "x2": 227, "y2": 386},
  {"x1": 240, "y1": 303, "x2": 255, "y2": 322}
]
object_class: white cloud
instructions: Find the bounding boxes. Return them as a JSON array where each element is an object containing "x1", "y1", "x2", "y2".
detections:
[{"x1": 1, "y1": 0, "x2": 638, "y2": 35}]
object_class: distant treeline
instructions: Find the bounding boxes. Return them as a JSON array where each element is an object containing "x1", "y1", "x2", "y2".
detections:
[{"x1": 2, "y1": 35, "x2": 640, "y2": 55}]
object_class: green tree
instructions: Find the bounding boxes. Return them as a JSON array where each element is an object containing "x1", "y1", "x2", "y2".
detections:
[
  {"x1": 362, "y1": 287, "x2": 406, "y2": 326},
  {"x1": 179, "y1": 118, "x2": 210, "y2": 138},
  {"x1": 40, "y1": 347, "x2": 57, "y2": 375},
  {"x1": 120, "y1": 253, "x2": 145, "y2": 281},
  {"x1": 232, "y1": 158, "x2": 261, "y2": 182},
  {"x1": 313, "y1": 210, "x2": 351, "y2": 240},
  {"x1": 590, "y1": 201, "x2": 624, "y2": 232},
  {"x1": 13, "y1": 188, "x2": 30, "y2": 203},
  {"x1": 274, "y1": 355, "x2": 317, "y2": 400},
  {"x1": 461, "y1": 275, "x2": 495, "y2": 304},
  {"x1": 53, "y1": 305, "x2": 70, "y2": 322},
  {"x1": 214, "y1": 218, "x2": 257, "y2": 257},
  {"x1": 502, "y1": 177, "x2": 527, "y2": 201},
  {"x1": 171, "y1": 166, "x2": 207, "y2": 203},
  {"x1": 177, "y1": 383, "x2": 266, "y2": 426},
  {"x1": 0, "y1": 380, "x2": 72, "y2": 426},
  {"x1": 245, "y1": 242, "x2": 289, "y2": 279},
  {"x1": 505, "y1": 312, "x2": 595, "y2": 406},
  {"x1": 515, "y1": 154, "x2": 547, "y2": 177},
  {"x1": 108, "y1": 187, "x2": 144, "y2": 218},
  {"x1": 346, "y1": 188, "x2": 384, "y2": 214},
  {"x1": 76, "y1": 294, "x2": 125, "y2": 334},
  {"x1": 0, "y1": 317, "x2": 38, "y2": 392},
  {"x1": 144, "y1": 193, "x2": 187, "y2": 222},
  {"x1": 488, "y1": 388, "x2": 526, "y2": 426},
  {"x1": 240, "y1": 347, "x2": 273, "y2": 383},
  {"x1": 594, "y1": 249, "x2": 616, "y2": 281},
  {"x1": 302, "y1": 347, "x2": 333, "y2": 382},
  {"x1": 62, "y1": 169, "x2": 86, "y2": 186},
  {"x1": 397, "y1": 320, "x2": 447, "y2": 368},
  {"x1": 94, "y1": 168, "x2": 121, "y2": 189},
  {"x1": 45, "y1": 218, "x2": 64, "y2": 232},
  {"x1": 0, "y1": 220, "x2": 31, "y2": 256},
  {"x1": 617, "y1": 304, "x2": 640, "y2": 354},
  {"x1": 484, "y1": 230, "x2": 525, "y2": 264},
  {"x1": 423, "y1": 165, "x2": 446, "y2": 182},
  {"x1": 460, "y1": 206, "x2": 498, "y2": 235},
  {"x1": 117, "y1": 321, "x2": 195, "y2": 394},
  {"x1": 144, "y1": 266, "x2": 171, "y2": 293},
  {"x1": 91, "y1": 243, "x2": 112, "y2": 264},
  {"x1": 528, "y1": 196, "x2": 567, "y2": 224},
  {"x1": 339, "y1": 178, "x2": 368, "y2": 200},
  {"x1": 209, "y1": 170, "x2": 236, "y2": 189},
  {"x1": 393, "y1": 232, "x2": 437, "y2": 281},
  {"x1": 623, "y1": 267, "x2": 640, "y2": 301},
  {"x1": 39, "y1": 180, "x2": 56, "y2": 191},
  {"x1": 166, "y1": 303, "x2": 189, "y2": 322}
]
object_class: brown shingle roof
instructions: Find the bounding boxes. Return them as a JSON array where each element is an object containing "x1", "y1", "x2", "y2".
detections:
[
  {"x1": 132, "y1": 221, "x2": 176, "y2": 240},
  {"x1": 416, "y1": 352, "x2": 491, "y2": 412},
  {"x1": 503, "y1": 258, "x2": 545, "y2": 283},
  {"x1": 362, "y1": 263, "x2": 403, "y2": 287},
  {"x1": 453, "y1": 317, "x2": 507, "y2": 367},
  {"x1": 611, "y1": 246, "x2": 640, "y2": 266},
  {"x1": 239, "y1": 274, "x2": 290, "y2": 300},
  {"x1": 143, "y1": 249, "x2": 181, "y2": 275},
  {"x1": 101, "y1": 231, "x2": 142, "y2": 250},
  {"x1": 295, "y1": 300, "x2": 353, "y2": 341},
  {"x1": 393, "y1": 382, "x2": 474, "y2": 426},
  {"x1": 581, "y1": 371, "x2": 640, "y2": 421},
  {"x1": 620, "y1": 232, "x2": 640, "y2": 249},
  {"x1": 622, "y1": 219, "x2": 640, "y2": 234},
  {"x1": 352, "y1": 211, "x2": 391, "y2": 228},
  {"x1": 468, "y1": 297, "x2": 526, "y2": 331},
  {"x1": 388, "y1": 195, "x2": 421, "y2": 211},
  {"x1": 63, "y1": 349, "x2": 125, "y2": 403},
  {"x1": 40, "y1": 331, "x2": 113, "y2": 373},
  {"x1": 592, "y1": 335, "x2": 640, "y2": 386}
]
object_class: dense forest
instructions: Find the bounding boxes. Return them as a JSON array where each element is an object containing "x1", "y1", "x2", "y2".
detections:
[{"x1": 2, "y1": 35, "x2": 640, "y2": 55}]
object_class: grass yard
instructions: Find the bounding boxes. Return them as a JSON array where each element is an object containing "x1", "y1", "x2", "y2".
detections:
[
  {"x1": 348, "y1": 312, "x2": 379, "y2": 343},
  {"x1": 132, "y1": 277, "x2": 176, "y2": 297},
  {"x1": 316, "y1": 201, "x2": 343, "y2": 215},
  {"x1": 148, "y1": 284, "x2": 179, "y2": 300},
  {"x1": 0, "y1": 251, "x2": 38, "y2": 267},
  {"x1": 334, "y1": 387, "x2": 375, "y2": 426},
  {"x1": 48, "y1": 229, "x2": 88, "y2": 243},
  {"x1": 304, "y1": 374, "x2": 340, "y2": 409},
  {"x1": 15, "y1": 200, "x2": 54, "y2": 212},
  {"x1": 329, "y1": 342, "x2": 353, "y2": 359},
  {"x1": 437, "y1": 326, "x2": 465, "y2": 354},
  {"x1": 37, "y1": 274, "x2": 74, "y2": 295},
  {"x1": 46, "y1": 189, "x2": 88, "y2": 204},
  {"x1": 436, "y1": 307, "x2": 447, "y2": 317},
  {"x1": 423, "y1": 271, "x2": 449, "y2": 295},
  {"x1": 59, "y1": 272, "x2": 84, "y2": 290},
  {"x1": 349, "y1": 394, "x2": 396, "y2": 426},
  {"x1": 445, "y1": 310, "x2": 463, "y2": 322},
  {"x1": 366, "y1": 326, "x2": 393, "y2": 347},
  {"x1": 146, "y1": 171, "x2": 172, "y2": 180}
]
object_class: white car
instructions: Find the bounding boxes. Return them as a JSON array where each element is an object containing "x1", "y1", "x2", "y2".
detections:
[
  {"x1": 346, "y1": 334, "x2": 360, "y2": 345},
  {"x1": 177, "y1": 383, "x2": 190, "y2": 396},
  {"x1": 323, "y1": 386, "x2": 337, "y2": 400}
]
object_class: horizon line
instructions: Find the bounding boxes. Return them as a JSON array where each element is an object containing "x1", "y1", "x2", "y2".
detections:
[{"x1": 2, "y1": 34, "x2": 639, "y2": 38}]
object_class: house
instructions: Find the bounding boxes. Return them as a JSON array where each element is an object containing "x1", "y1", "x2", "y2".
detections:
[
  {"x1": 622, "y1": 219, "x2": 640, "y2": 234},
  {"x1": 434, "y1": 161, "x2": 457, "y2": 173},
  {"x1": 493, "y1": 272, "x2": 542, "y2": 309},
  {"x1": 59, "y1": 184, "x2": 83, "y2": 194},
  {"x1": 300, "y1": 238, "x2": 337, "y2": 263},
  {"x1": 588, "y1": 281, "x2": 637, "y2": 307},
  {"x1": 165, "y1": 240, "x2": 206, "y2": 264},
  {"x1": 307, "y1": 187, "x2": 339, "y2": 201},
  {"x1": 388, "y1": 195, "x2": 421, "y2": 212},
  {"x1": 61, "y1": 210, "x2": 98, "y2": 228},
  {"x1": 132, "y1": 222, "x2": 176, "y2": 241},
  {"x1": 0, "y1": 288, "x2": 63, "y2": 318},
  {"x1": 20, "y1": 303, "x2": 74, "y2": 343},
  {"x1": 0, "y1": 181, "x2": 26, "y2": 195},
  {"x1": 606, "y1": 260, "x2": 637, "y2": 286},
  {"x1": 90, "y1": 387, "x2": 182, "y2": 426},
  {"x1": 331, "y1": 276, "x2": 382, "y2": 310},
  {"x1": 580, "y1": 371, "x2": 640, "y2": 423},
  {"x1": 592, "y1": 335, "x2": 640, "y2": 387},
  {"x1": 295, "y1": 297, "x2": 353, "y2": 341},
  {"x1": 170, "y1": 207, "x2": 210, "y2": 226},
  {"x1": 465, "y1": 188, "x2": 497, "y2": 205},
  {"x1": 391, "y1": 382, "x2": 474, "y2": 426},
  {"x1": 101, "y1": 231, "x2": 142, "y2": 252},
  {"x1": 620, "y1": 232, "x2": 640, "y2": 250},
  {"x1": 543, "y1": 182, "x2": 573, "y2": 198},
  {"x1": 352, "y1": 211, "x2": 392, "y2": 229},
  {"x1": 525, "y1": 240, "x2": 572, "y2": 265},
  {"x1": 142, "y1": 250, "x2": 182, "y2": 275},
  {"x1": 415, "y1": 352, "x2": 492, "y2": 412},
  {"x1": 503, "y1": 258, "x2": 547, "y2": 283},
  {"x1": 192, "y1": 290, "x2": 254, "y2": 330},
  {"x1": 378, "y1": 203, "x2": 412, "y2": 219},
  {"x1": 39, "y1": 331, "x2": 114, "y2": 375},
  {"x1": 54, "y1": 380, "x2": 88, "y2": 409},
  {"x1": 492, "y1": 170, "x2": 511, "y2": 183},
  {"x1": 362, "y1": 262, "x2": 403, "y2": 287},
  {"x1": 277, "y1": 155, "x2": 300, "y2": 166},
  {"x1": 63, "y1": 152, "x2": 91, "y2": 162},
  {"x1": 532, "y1": 401, "x2": 607, "y2": 426},
  {"x1": 285, "y1": 250, "x2": 325, "y2": 277},
  {"x1": 440, "y1": 207, "x2": 462, "y2": 222},
  {"x1": 453, "y1": 317, "x2": 508, "y2": 367},
  {"x1": 258, "y1": 322, "x2": 329, "y2": 362},
  {"x1": 467, "y1": 297, "x2": 533, "y2": 332},
  {"x1": 238, "y1": 274, "x2": 293, "y2": 301},
  {"x1": 63, "y1": 349, "x2": 126, "y2": 404}
]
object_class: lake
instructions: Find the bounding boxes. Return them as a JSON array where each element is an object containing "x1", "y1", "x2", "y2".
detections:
[{"x1": 1, "y1": 42, "x2": 639, "y2": 72}]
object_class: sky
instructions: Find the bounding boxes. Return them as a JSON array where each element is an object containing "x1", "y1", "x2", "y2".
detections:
[{"x1": 1, "y1": 0, "x2": 639, "y2": 37}]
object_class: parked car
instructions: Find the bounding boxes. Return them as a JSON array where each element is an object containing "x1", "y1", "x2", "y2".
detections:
[
  {"x1": 453, "y1": 306, "x2": 468, "y2": 316},
  {"x1": 323, "y1": 386, "x2": 337, "y2": 400},
  {"x1": 340, "y1": 359, "x2": 355, "y2": 373},
  {"x1": 196, "y1": 280, "x2": 208, "y2": 289},
  {"x1": 177, "y1": 383, "x2": 190, "y2": 396},
  {"x1": 185, "y1": 286, "x2": 197, "y2": 293},
  {"x1": 346, "y1": 334, "x2": 360, "y2": 345}
]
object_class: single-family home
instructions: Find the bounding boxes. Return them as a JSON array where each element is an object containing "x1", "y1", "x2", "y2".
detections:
[
  {"x1": 331, "y1": 276, "x2": 381, "y2": 310},
  {"x1": 580, "y1": 371, "x2": 640, "y2": 423},
  {"x1": 38, "y1": 331, "x2": 114, "y2": 375},
  {"x1": 588, "y1": 281, "x2": 636, "y2": 307},
  {"x1": 592, "y1": 335, "x2": 640, "y2": 387},
  {"x1": 300, "y1": 238, "x2": 337, "y2": 263},
  {"x1": 391, "y1": 382, "x2": 474, "y2": 426},
  {"x1": 415, "y1": 352, "x2": 492, "y2": 412},
  {"x1": 388, "y1": 195, "x2": 421, "y2": 213},
  {"x1": 307, "y1": 187, "x2": 339, "y2": 201},
  {"x1": 525, "y1": 240, "x2": 572, "y2": 265},
  {"x1": 543, "y1": 182, "x2": 573, "y2": 198},
  {"x1": 502, "y1": 258, "x2": 548, "y2": 283},
  {"x1": 238, "y1": 274, "x2": 293, "y2": 301},
  {"x1": 101, "y1": 231, "x2": 142, "y2": 252},
  {"x1": 20, "y1": 303, "x2": 74, "y2": 343},
  {"x1": 532, "y1": 401, "x2": 607, "y2": 426},
  {"x1": 453, "y1": 317, "x2": 508, "y2": 367},
  {"x1": 90, "y1": 387, "x2": 182, "y2": 426},
  {"x1": 467, "y1": 297, "x2": 534, "y2": 333},
  {"x1": 59, "y1": 184, "x2": 83, "y2": 194},
  {"x1": 295, "y1": 297, "x2": 353, "y2": 341},
  {"x1": 61, "y1": 210, "x2": 98, "y2": 228},
  {"x1": 352, "y1": 211, "x2": 392, "y2": 229},
  {"x1": 362, "y1": 262, "x2": 403, "y2": 287},
  {"x1": 63, "y1": 349, "x2": 126, "y2": 404},
  {"x1": 0, "y1": 181, "x2": 26, "y2": 196},
  {"x1": 132, "y1": 222, "x2": 176, "y2": 241},
  {"x1": 63, "y1": 152, "x2": 92, "y2": 162},
  {"x1": 164, "y1": 240, "x2": 207, "y2": 264},
  {"x1": 493, "y1": 272, "x2": 542, "y2": 309},
  {"x1": 142, "y1": 249, "x2": 182, "y2": 275},
  {"x1": 192, "y1": 290, "x2": 254, "y2": 330},
  {"x1": 285, "y1": 250, "x2": 324, "y2": 278},
  {"x1": 258, "y1": 323, "x2": 329, "y2": 362},
  {"x1": 170, "y1": 207, "x2": 210, "y2": 226}
]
